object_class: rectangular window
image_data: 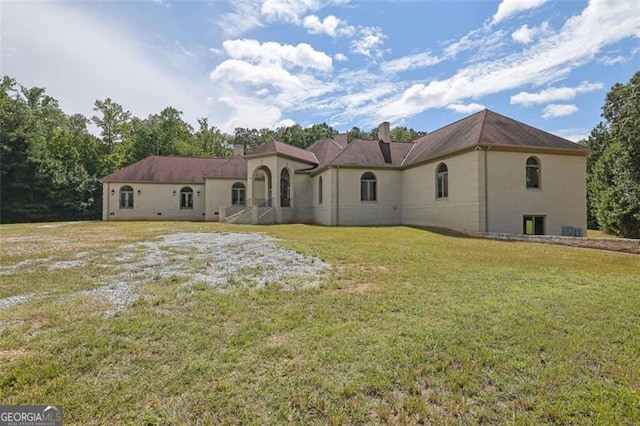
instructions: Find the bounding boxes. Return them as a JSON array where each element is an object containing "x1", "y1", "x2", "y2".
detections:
[
  {"x1": 523, "y1": 215, "x2": 545, "y2": 235},
  {"x1": 437, "y1": 173, "x2": 448, "y2": 198},
  {"x1": 181, "y1": 193, "x2": 193, "y2": 209},
  {"x1": 361, "y1": 181, "x2": 376, "y2": 201}
]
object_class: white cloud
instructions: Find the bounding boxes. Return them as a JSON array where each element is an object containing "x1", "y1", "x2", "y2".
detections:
[
  {"x1": 553, "y1": 128, "x2": 590, "y2": 142},
  {"x1": 512, "y1": 21, "x2": 550, "y2": 44},
  {"x1": 351, "y1": 26, "x2": 386, "y2": 57},
  {"x1": 302, "y1": 14, "x2": 354, "y2": 37},
  {"x1": 510, "y1": 82, "x2": 603, "y2": 106},
  {"x1": 542, "y1": 104, "x2": 578, "y2": 119},
  {"x1": 380, "y1": 52, "x2": 442, "y2": 74},
  {"x1": 211, "y1": 60, "x2": 304, "y2": 91},
  {"x1": 218, "y1": 0, "x2": 263, "y2": 38},
  {"x1": 222, "y1": 39, "x2": 332, "y2": 71},
  {"x1": 334, "y1": 53, "x2": 348, "y2": 62},
  {"x1": 3, "y1": 2, "x2": 207, "y2": 125},
  {"x1": 492, "y1": 0, "x2": 547, "y2": 24},
  {"x1": 261, "y1": 0, "x2": 321, "y2": 24},
  {"x1": 446, "y1": 103, "x2": 486, "y2": 114},
  {"x1": 374, "y1": 1, "x2": 640, "y2": 123}
]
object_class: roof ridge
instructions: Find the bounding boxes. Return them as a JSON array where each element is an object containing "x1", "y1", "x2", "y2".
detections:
[{"x1": 474, "y1": 109, "x2": 489, "y2": 147}]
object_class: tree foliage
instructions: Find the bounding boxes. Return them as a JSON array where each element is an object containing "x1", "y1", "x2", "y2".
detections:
[
  {"x1": 581, "y1": 71, "x2": 640, "y2": 238},
  {"x1": 1, "y1": 75, "x2": 428, "y2": 223}
]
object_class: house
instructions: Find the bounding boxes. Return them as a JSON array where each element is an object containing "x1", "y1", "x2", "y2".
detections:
[{"x1": 101, "y1": 110, "x2": 590, "y2": 236}]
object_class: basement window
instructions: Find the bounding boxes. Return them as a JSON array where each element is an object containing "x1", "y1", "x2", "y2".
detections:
[{"x1": 523, "y1": 215, "x2": 545, "y2": 235}]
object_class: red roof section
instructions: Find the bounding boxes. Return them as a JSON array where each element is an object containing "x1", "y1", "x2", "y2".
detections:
[
  {"x1": 403, "y1": 109, "x2": 589, "y2": 166},
  {"x1": 203, "y1": 155, "x2": 247, "y2": 179},
  {"x1": 324, "y1": 139, "x2": 413, "y2": 167},
  {"x1": 245, "y1": 140, "x2": 319, "y2": 165},
  {"x1": 100, "y1": 156, "x2": 228, "y2": 183}
]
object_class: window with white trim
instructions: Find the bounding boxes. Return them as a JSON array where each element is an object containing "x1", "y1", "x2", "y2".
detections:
[
  {"x1": 119, "y1": 185, "x2": 134, "y2": 209},
  {"x1": 526, "y1": 157, "x2": 540, "y2": 189},
  {"x1": 180, "y1": 187, "x2": 193, "y2": 209},
  {"x1": 436, "y1": 163, "x2": 448, "y2": 199},
  {"x1": 231, "y1": 182, "x2": 246, "y2": 205},
  {"x1": 360, "y1": 172, "x2": 377, "y2": 202}
]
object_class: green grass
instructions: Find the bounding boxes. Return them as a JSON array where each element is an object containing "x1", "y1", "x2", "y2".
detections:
[{"x1": 1, "y1": 221, "x2": 639, "y2": 424}]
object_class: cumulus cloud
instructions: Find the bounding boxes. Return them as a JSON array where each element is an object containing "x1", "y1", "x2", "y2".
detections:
[
  {"x1": 512, "y1": 21, "x2": 550, "y2": 44},
  {"x1": 510, "y1": 82, "x2": 603, "y2": 106},
  {"x1": 542, "y1": 104, "x2": 578, "y2": 119},
  {"x1": 222, "y1": 39, "x2": 332, "y2": 71},
  {"x1": 446, "y1": 103, "x2": 486, "y2": 114},
  {"x1": 492, "y1": 0, "x2": 547, "y2": 24},
  {"x1": 380, "y1": 52, "x2": 442, "y2": 74},
  {"x1": 374, "y1": 1, "x2": 639, "y2": 123},
  {"x1": 351, "y1": 26, "x2": 386, "y2": 57},
  {"x1": 302, "y1": 14, "x2": 354, "y2": 37},
  {"x1": 334, "y1": 53, "x2": 348, "y2": 61},
  {"x1": 261, "y1": 0, "x2": 321, "y2": 24}
]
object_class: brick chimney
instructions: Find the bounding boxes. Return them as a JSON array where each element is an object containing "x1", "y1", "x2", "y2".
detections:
[
  {"x1": 378, "y1": 121, "x2": 391, "y2": 143},
  {"x1": 233, "y1": 144, "x2": 245, "y2": 157}
]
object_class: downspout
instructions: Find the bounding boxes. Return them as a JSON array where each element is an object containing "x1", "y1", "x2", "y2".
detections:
[
  {"x1": 484, "y1": 148, "x2": 489, "y2": 232},
  {"x1": 336, "y1": 166, "x2": 340, "y2": 226},
  {"x1": 106, "y1": 183, "x2": 110, "y2": 221}
]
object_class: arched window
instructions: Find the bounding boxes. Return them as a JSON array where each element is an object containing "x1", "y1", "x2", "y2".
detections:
[
  {"x1": 280, "y1": 168, "x2": 291, "y2": 207},
  {"x1": 119, "y1": 185, "x2": 134, "y2": 209},
  {"x1": 231, "y1": 182, "x2": 246, "y2": 205},
  {"x1": 318, "y1": 176, "x2": 323, "y2": 204},
  {"x1": 180, "y1": 187, "x2": 193, "y2": 209},
  {"x1": 361, "y1": 172, "x2": 377, "y2": 201},
  {"x1": 437, "y1": 163, "x2": 448, "y2": 198},
  {"x1": 526, "y1": 157, "x2": 540, "y2": 188}
]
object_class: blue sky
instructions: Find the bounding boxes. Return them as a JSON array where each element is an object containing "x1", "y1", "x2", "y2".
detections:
[{"x1": 3, "y1": 0, "x2": 639, "y2": 140}]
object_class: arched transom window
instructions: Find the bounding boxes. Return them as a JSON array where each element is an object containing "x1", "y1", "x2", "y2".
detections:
[
  {"x1": 360, "y1": 172, "x2": 377, "y2": 201},
  {"x1": 180, "y1": 187, "x2": 193, "y2": 209},
  {"x1": 437, "y1": 163, "x2": 448, "y2": 198},
  {"x1": 119, "y1": 185, "x2": 134, "y2": 209},
  {"x1": 526, "y1": 157, "x2": 540, "y2": 188},
  {"x1": 232, "y1": 182, "x2": 246, "y2": 205}
]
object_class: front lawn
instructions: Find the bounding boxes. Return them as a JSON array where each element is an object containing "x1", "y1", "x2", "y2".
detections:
[{"x1": 1, "y1": 222, "x2": 638, "y2": 424}]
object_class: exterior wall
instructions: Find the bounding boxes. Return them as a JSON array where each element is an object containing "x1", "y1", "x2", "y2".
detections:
[
  {"x1": 245, "y1": 155, "x2": 315, "y2": 224},
  {"x1": 314, "y1": 170, "x2": 333, "y2": 225},
  {"x1": 402, "y1": 150, "x2": 482, "y2": 233},
  {"x1": 103, "y1": 182, "x2": 206, "y2": 221},
  {"x1": 204, "y1": 178, "x2": 248, "y2": 221},
  {"x1": 334, "y1": 168, "x2": 403, "y2": 226},
  {"x1": 485, "y1": 151, "x2": 587, "y2": 235}
]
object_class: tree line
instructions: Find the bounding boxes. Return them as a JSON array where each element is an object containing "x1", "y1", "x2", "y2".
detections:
[
  {"x1": 0, "y1": 75, "x2": 425, "y2": 224},
  {"x1": 579, "y1": 71, "x2": 640, "y2": 238}
]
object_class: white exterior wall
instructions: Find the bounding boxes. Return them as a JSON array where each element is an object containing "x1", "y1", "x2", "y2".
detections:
[
  {"x1": 334, "y1": 168, "x2": 403, "y2": 226},
  {"x1": 402, "y1": 150, "x2": 482, "y2": 233},
  {"x1": 486, "y1": 151, "x2": 587, "y2": 235},
  {"x1": 204, "y1": 178, "x2": 248, "y2": 221},
  {"x1": 245, "y1": 156, "x2": 315, "y2": 223},
  {"x1": 314, "y1": 170, "x2": 333, "y2": 225},
  {"x1": 103, "y1": 182, "x2": 206, "y2": 221}
]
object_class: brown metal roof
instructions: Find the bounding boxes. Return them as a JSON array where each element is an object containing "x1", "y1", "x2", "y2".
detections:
[
  {"x1": 324, "y1": 139, "x2": 413, "y2": 167},
  {"x1": 203, "y1": 155, "x2": 247, "y2": 179},
  {"x1": 404, "y1": 109, "x2": 590, "y2": 166},
  {"x1": 100, "y1": 156, "x2": 228, "y2": 183},
  {"x1": 245, "y1": 140, "x2": 319, "y2": 164},
  {"x1": 306, "y1": 138, "x2": 345, "y2": 164}
]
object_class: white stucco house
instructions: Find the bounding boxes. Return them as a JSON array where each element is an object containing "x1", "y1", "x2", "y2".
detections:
[{"x1": 101, "y1": 110, "x2": 590, "y2": 236}]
